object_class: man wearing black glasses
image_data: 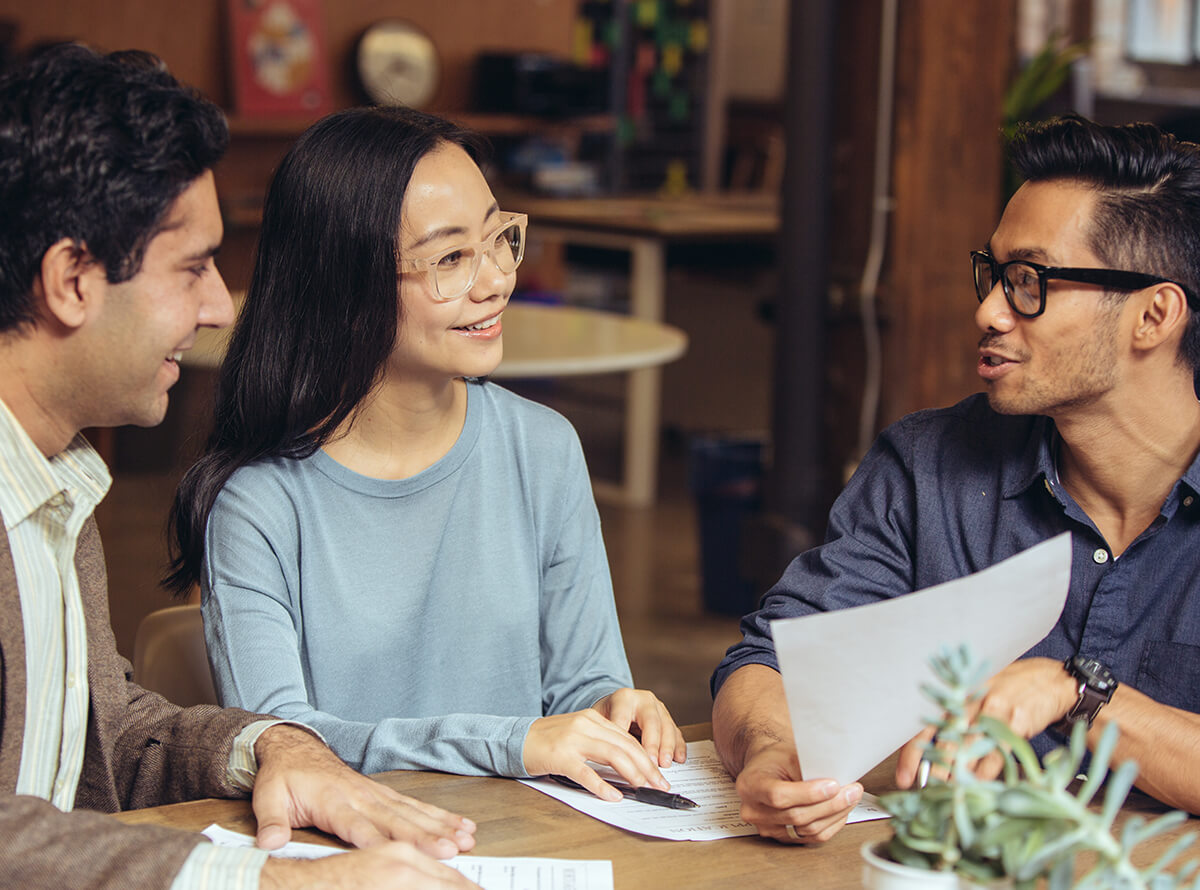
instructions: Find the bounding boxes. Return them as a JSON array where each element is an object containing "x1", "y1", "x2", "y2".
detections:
[{"x1": 712, "y1": 114, "x2": 1200, "y2": 845}]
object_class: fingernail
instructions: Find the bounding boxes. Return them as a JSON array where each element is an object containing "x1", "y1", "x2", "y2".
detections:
[
  {"x1": 845, "y1": 784, "x2": 863, "y2": 806},
  {"x1": 435, "y1": 838, "x2": 457, "y2": 858},
  {"x1": 818, "y1": 780, "x2": 838, "y2": 797},
  {"x1": 605, "y1": 788, "x2": 623, "y2": 802},
  {"x1": 460, "y1": 817, "x2": 476, "y2": 832},
  {"x1": 455, "y1": 829, "x2": 474, "y2": 845}
]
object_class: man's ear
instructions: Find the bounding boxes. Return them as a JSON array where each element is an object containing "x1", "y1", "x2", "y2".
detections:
[
  {"x1": 1132, "y1": 283, "x2": 1190, "y2": 353},
  {"x1": 36, "y1": 237, "x2": 101, "y2": 330}
]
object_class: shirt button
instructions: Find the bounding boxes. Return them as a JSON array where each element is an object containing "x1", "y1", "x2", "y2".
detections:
[
  {"x1": 66, "y1": 674, "x2": 76, "y2": 688},
  {"x1": 1185, "y1": 495, "x2": 1195, "y2": 507},
  {"x1": 46, "y1": 493, "x2": 65, "y2": 508},
  {"x1": 1093, "y1": 548, "x2": 1110, "y2": 565}
]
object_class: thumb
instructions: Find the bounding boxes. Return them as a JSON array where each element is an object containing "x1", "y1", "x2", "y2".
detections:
[{"x1": 252, "y1": 776, "x2": 295, "y2": 850}]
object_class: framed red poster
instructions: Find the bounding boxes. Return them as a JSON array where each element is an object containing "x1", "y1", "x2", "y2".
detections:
[{"x1": 227, "y1": 0, "x2": 333, "y2": 116}]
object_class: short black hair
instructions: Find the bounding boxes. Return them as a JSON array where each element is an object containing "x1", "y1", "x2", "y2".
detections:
[
  {"x1": 1008, "y1": 114, "x2": 1200, "y2": 379},
  {"x1": 0, "y1": 43, "x2": 228, "y2": 331}
]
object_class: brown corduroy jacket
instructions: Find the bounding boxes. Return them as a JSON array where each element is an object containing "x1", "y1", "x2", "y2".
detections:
[{"x1": 0, "y1": 512, "x2": 270, "y2": 888}]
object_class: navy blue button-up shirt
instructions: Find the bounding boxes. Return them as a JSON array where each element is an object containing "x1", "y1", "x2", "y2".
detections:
[{"x1": 713, "y1": 394, "x2": 1200, "y2": 752}]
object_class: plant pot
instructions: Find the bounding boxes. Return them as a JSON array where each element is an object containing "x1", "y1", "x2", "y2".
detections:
[{"x1": 861, "y1": 842, "x2": 1014, "y2": 890}]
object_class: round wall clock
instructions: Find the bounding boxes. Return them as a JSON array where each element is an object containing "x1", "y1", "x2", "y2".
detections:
[{"x1": 355, "y1": 21, "x2": 440, "y2": 109}]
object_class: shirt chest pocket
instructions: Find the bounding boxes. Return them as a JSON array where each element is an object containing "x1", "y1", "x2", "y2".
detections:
[{"x1": 1136, "y1": 641, "x2": 1200, "y2": 713}]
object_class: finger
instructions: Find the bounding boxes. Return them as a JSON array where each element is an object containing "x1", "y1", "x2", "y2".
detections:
[
  {"x1": 895, "y1": 726, "x2": 937, "y2": 788},
  {"x1": 377, "y1": 788, "x2": 478, "y2": 840},
  {"x1": 634, "y1": 703, "x2": 664, "y2": 767},
  {"x1": 604, "y1": 689, "x2": 637, "y2": 733},
  {"x1": 250, "y1": 775, "x2": 295, "y2": 851},
  {"x1": 972, "y1": 749, "x2": 1005, "y2": 782},
  {"x1": 591, "y1": 730, "x2": 668, "y2": 790},
  {"x1": 337, "y1": 798, "x2": 466, "y2": 859},
  {"x1": 561, "y1": 762, "x2": 625, "y2": 802},
  {"x1": 665, "y1": 715, "x2": 687, "y2": 766},
  {"x1": 772, "y1": 803, "x2": 855, "y2": 845}
]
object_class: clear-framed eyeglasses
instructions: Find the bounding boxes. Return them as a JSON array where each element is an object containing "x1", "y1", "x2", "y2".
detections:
[{"x1": 401, "y1": 211, "x2": 528, "y2": 301}]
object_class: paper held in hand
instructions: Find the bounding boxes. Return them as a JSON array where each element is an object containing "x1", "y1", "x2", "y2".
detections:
[{"x1": 771, "y1": 532, "x2": 1072, "y2": 787}]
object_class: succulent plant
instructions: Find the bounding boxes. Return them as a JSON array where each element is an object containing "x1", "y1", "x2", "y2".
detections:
[{"x1": 878, "y1": 646, "x2": 1200, "y2": 889}]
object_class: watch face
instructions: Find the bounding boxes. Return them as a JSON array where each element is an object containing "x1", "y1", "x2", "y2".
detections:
[
  {"x1": 1069, "y1": 656, "x2": 1118, "y2": 692},
  {"x1": 356, "y1": 21, "x2": 440, "y2": 108}
]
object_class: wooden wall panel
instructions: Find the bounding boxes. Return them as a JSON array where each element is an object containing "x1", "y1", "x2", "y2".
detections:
[
  {"x1": 0, "y1": 0, "x2": 577, "y2": 111},
  {"x1": 883, "y1": 0, "x2": 1016, "y2": 422}
]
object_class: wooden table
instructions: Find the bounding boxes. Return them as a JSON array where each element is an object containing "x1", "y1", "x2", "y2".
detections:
[
  {"x1": 513, "y1": 194, "x2": 779, "y2": 507},
  {"x1": 183, "y1": 300, "x2": 687, "y2": 507},
  {"x1": 112, "y1": 724, "x2": 1199, "y2": 888}
]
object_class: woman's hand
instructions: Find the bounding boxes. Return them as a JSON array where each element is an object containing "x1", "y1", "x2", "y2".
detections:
[
  {"x1": 591, "y1": 687, "x2": 687, "y2": 768},
  {"x1": 522, "y1": 696, "x2": 681, "y2": 801}
]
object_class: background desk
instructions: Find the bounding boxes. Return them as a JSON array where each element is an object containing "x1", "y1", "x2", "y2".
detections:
[
  {"x1": 184, "y1": 300, "x2": 687, "y2": 507},
  {"x1": 515, "y1": 195, "x2": 779, "y2": 505},
  {"x1": 112, "y1": 724, "x2": 1198, "y2": 889}
]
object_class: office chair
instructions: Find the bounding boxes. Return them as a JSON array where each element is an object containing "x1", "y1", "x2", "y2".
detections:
[{"x1": 131, "y1": 604, "x2": 218, "y2": 706}]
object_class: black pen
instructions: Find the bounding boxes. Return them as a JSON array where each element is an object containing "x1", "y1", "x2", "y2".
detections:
[{"x1": 550, "y1": 774, "x2": 699, "y2": 809}]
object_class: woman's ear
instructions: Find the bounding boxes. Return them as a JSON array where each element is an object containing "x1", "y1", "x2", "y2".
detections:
[{"x1": 35, "y1": 237, "x2": 99, "y2": 329}]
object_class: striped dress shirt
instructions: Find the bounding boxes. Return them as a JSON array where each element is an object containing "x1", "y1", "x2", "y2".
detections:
[{"x1": 0, "y1": 398, "x2": 268, "y2": 889}]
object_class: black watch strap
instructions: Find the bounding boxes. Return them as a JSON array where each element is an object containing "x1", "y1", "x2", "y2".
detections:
[{"x1": 1051, "y1": 655, "x2": 1117, "y2": 736}]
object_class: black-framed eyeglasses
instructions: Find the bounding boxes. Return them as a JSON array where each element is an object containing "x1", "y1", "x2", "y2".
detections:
[{"x1": 970, "y1": 249, "x2": 1198, "y2": 318}]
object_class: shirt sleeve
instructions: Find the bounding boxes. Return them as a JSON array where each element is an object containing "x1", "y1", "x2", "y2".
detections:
[
  {"x1": 711, "y1": 419, "x2": 921, "y2": 696},
  {"x1": 168, "y1": 843, "x2": 268, "y2": 890},
  {"x1": 534, "y1": 425, "x2": 634, "y2": 717}
]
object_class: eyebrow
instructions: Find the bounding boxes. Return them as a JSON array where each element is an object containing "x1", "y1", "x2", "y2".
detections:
[
  {"x1": 182, "y1": 243, "x2": 221, "y2": 265},
  {"x1": 985, "y1": 242, "x2": 1055, "y2": 264},
  {"x1": 407, "y1": 202, "x2": 500, "y2": 251}
]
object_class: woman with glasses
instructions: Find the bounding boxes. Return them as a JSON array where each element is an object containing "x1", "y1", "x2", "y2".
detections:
[{"x1": 167, "y1": 106, "x2": 685, "y2": 798}]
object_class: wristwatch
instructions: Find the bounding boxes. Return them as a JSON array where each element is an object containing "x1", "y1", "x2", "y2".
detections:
[{"x1": 1051, "y1": 655, "x2": 1118, "y2": 736}]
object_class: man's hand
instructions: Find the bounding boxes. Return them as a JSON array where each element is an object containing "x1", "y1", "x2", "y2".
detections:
[
  {"x1": 734, "y1": 739, "x2": 863, "y2": 844},
  {"x1": 259, "y1": 842, "x2": 480, "y2": 890},
  {"x1": 252, "y1": 725, "x2": 476, "y2": 858},
  {"x1": 896, "y1": 657, "x2": 1078, "y2": 786},
  {"x1": 522, "y1": 700, "x2": 679, "y2": 801},
  {"x1": 591, "y1": 687, "x2": 687, "y2": 768}
]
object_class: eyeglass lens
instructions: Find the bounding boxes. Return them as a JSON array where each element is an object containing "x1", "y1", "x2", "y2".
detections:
[
  {"x1": 972, "y1": 254, "x2": 1041, "y2": 316},
  {"x1": 434, "y1": 220, "x2": 525, "y2": 299}
]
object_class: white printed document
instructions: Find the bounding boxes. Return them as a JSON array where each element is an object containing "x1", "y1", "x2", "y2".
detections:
[
  {"x1": 772, "y1": 532, "x2": 1072, "y2": 787},
  {"x1": 201, "y1": 824, "x2": 614, "y2": 889},
  {"x1": 520, "y1": 739, "x2": 889, "y2": 840}
]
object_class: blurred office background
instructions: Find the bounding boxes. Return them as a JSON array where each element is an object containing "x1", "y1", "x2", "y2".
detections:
[{"x1": 0, "y1": 0, "x2": 1193, "y2": 724}]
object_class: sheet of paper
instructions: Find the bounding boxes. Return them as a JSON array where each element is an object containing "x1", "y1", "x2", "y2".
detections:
[
  {"x1": 201, "y1": 824, "x2": 614, "y2": 889},
  {"x1": 520, "y1": 739, "x2": 889, "y2": 841},
  {"x1": 772, "y1": 532, "x2": 1072, "y2": 787}
]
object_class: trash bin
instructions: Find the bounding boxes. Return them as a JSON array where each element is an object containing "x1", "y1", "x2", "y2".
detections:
[{"x1": 687, "y1": 435, "x2": 766, "y2": 615}]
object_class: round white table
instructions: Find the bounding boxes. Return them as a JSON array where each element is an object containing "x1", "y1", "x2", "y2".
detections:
[{"x1": 183, "y1": 300, "x2": 687, "y2": 506}]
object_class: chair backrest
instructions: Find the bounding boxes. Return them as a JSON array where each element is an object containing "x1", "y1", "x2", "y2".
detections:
[{"x1": 131, "y1": 604, "x2": 218, "y2": 707}]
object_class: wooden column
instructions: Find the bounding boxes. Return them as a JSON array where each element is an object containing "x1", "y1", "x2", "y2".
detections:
[{"x1": 883, "y1": 0, "x2": 1017, "y2": 422}]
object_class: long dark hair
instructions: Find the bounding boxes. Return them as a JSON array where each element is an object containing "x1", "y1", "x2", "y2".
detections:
[{"x1": 166, "y1": 105, "x2": 484, "y2": 596}]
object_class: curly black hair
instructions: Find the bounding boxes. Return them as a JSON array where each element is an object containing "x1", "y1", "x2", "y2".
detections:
[{"x1": 0, "y1": 43, "x2": 228, "y2": 331}]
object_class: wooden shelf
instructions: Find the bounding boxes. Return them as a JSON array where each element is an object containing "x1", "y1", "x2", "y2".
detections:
[{"x1": 224, "y1": 111, "x2": 615, "y2": 139}]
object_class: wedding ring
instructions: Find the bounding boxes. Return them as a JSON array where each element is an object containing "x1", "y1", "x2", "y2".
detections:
[{"x1": 785, "y1": 824, "x2": 800, "y2": 841}]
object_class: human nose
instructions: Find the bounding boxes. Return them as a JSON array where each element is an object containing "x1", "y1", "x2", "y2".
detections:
[
  {"x1": 974, "y1": 278, "x2": 1014, "y2": 333},
  {"x1": 468, "y1": 248, "x2": 512, "y2": 302},
  {"x1": 199, "y1": 268, "x2": 236, "y2": 329}
]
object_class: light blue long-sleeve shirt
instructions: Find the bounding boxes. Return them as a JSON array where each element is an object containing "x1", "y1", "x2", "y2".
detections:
[{"x1": 202, "y1": 380, "x2": 633, "y2": 777}]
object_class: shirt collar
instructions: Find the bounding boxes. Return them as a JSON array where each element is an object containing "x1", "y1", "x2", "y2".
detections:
[
  {"x1": 0, "y1": 397, "x2": 111, "y2": 531},
  {"x1": 999, "y1": 410, "x2": 1200, "y2": 503},
  {"x1": 1000, "y1": 413, "x2": 1058, "y2": 500}
]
